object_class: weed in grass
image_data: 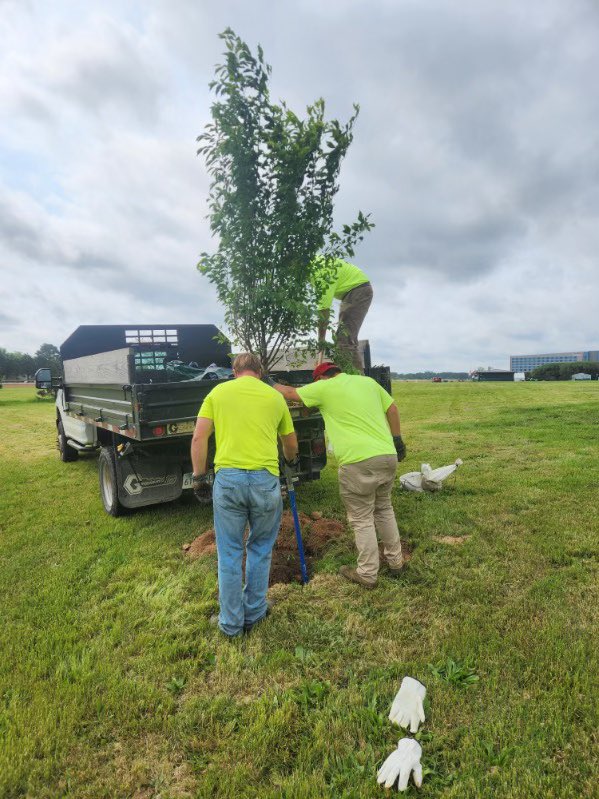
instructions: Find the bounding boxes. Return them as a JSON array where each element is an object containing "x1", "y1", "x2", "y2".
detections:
[
  {"x1": 293, "y1": 645, "x2": 316, "y2": 664},
  {"x1": 292, "y1": 678, "x2": 330, "y2": 708},
  {"x1": 166, "y1": 676, "x2": 187, "y2": 695},
  {"x1": 428, "y1": 657, "x2": 480, "y2": 687}
]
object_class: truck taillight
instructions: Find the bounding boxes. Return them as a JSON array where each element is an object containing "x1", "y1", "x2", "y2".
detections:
[
  {"x1": 311, "y1": 438, "x2": 326, "y2": 456},
  {"x1": 153, "y1": 426, "x2": 165, "y2": 436}
]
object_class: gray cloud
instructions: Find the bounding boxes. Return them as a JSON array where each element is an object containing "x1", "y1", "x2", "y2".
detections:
[{"x1": 1, "y1": 0, "x2": 598, "y2": 370}]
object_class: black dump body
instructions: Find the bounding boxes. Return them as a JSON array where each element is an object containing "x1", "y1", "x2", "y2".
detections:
[
  {"x1": 59, "y1": 324, "x2": 236, "y2": 440},
  {"x1": 60, "y1": 324, "x2": 231, "y2": 383}
]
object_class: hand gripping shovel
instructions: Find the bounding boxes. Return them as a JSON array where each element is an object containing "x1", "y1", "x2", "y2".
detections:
[{"x1": 284, "y1": 464, "x2": 309, "y2": 584}]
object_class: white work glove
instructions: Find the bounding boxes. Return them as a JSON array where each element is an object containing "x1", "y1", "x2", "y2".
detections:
[
  {"x1": 389, "y1": 676, "x2": 426, "y2": 733},
  {"x1": 377, "y1": 738, "x2": 423, "y2": 791}
]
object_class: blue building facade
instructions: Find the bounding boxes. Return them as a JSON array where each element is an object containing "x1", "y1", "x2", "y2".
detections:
[{"x1": 510, "y1": 350, "x2": 599, "y2": 372}]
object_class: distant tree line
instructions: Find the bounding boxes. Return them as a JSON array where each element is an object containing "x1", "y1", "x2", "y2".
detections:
[
  {"x1": 529, "y1": 362, "x2": 599, "y2": 380},
  {"x1": 390, "y1": 371, "x2": 469, "y2": 380},
  {"x1": 0, "y1": 344, "x2": 61, "y2": 381}
]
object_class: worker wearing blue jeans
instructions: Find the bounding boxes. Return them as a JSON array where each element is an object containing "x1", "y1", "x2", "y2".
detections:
[
  {"x1": 190, "y1": 353, "x2": 298, "y2": 638},
  {"x1": 212, "y1": 469, "x2": 282, "y2": 635}
]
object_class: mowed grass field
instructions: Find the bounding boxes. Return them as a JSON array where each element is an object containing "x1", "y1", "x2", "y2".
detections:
[{"x1": 0, "y1": 381, "x2": 597, "y2": 799}]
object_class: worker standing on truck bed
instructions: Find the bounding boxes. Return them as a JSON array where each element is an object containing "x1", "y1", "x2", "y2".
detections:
[
  {"x1": 313, "y1": 258, "x2": 373, "y2": 372},
  {"x1": 275, "y1": 362, "x2": 406, "y2": 589},
  {"x1": 191, "y1": 353, "x2": 298, "y2": 637}
]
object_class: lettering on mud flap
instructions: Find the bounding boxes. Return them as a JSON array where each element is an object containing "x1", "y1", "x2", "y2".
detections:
[{"x1": 123, "y1": 473, "x2": 178, "y2": 495}]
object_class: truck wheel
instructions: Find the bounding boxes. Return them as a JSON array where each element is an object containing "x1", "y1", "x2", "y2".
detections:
[
  {"x1": 57, "y1": 420, "x2": 78, "y2": 462},
  {"x1": 98, "y1": 447, "x2": 125, "y2": 516}
]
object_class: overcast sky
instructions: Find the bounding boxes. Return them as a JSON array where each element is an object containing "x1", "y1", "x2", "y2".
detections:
[{"x1": 1, "y1": 0, "x2": 598, "y2": 371}]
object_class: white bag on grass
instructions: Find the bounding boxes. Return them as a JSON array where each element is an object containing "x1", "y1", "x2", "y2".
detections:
[{"x1": 400, "y1": 459, "x2": 463, "y2": 492}]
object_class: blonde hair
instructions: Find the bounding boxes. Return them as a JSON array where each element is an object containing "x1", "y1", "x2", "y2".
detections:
[{"x1": 232, "y1": 352, "x2": 263, "y2": 376}]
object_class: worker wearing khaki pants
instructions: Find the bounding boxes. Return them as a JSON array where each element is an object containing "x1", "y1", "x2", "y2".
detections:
[
  {"x1": 338, "y1": 454, "x2": 402, "y2": 584},
  {"x1": 312, "y1": 258, "x2": 373, "y2": 372},
  {"x1": 275, "y1": 362, "x2": 407, "y2": 588}
]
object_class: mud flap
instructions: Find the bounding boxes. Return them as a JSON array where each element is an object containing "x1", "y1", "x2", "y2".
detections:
[{"x1": 115, "y1": 452, "x2": 183, "y2": 509}]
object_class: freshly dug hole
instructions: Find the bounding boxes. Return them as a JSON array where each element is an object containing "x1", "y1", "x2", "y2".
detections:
[
  {"x1": 185, "y1": 513, "x2": 412, "y2": 584},
  {"x1": 185, "y1": 511, "x2": 346, "y2": 584}
]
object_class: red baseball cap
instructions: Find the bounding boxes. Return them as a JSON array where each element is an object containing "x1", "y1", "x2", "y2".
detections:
[{"x1": 312, "y1": 361, "x2": 339, "y2": 381}]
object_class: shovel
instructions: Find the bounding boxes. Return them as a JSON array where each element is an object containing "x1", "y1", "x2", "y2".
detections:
[{"x1": 284, "y1": 463, "x2": 309, "y2": 584}]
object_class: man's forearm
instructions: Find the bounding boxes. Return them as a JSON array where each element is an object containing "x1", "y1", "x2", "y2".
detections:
[
  {"x1": 191, "y1": 436, "x2": 208, "y2": 475},
  {"x1": 274, "y1": 383, "x2": 302, "y2": 403},
  {"x1": 386, "y1": 404, "x2": 401, "y2": 436},
  {"x1": 281, "y1": 432, "x2": 299, "y2": 463}
]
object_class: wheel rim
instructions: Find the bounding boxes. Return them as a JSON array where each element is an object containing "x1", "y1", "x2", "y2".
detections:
[{"x1": 100, "y1": 459, "x2": 114, "y2": 508}]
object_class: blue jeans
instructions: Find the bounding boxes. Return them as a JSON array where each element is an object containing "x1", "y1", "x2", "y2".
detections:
[{"x1": 212, "y1": 468, "x2": 283, "y2": 636}]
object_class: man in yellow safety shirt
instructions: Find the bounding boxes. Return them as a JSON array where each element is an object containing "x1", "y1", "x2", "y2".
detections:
[
  {"x1": 191, "y1": 353, "x2": 298, "y2": 637},
  {"x1": 275, "y1": 361, "x2": 406, "y2": 589},
  {"x1": 313, "y1": 258, "x2": 373, "y2": 372}
]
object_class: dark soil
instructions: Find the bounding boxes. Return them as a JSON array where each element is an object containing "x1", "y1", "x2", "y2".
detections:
[
  {"x1": 186, "y1": 511, "x2": 346, "y2": 585},
  {"x1": 185, "y1": 511, "x2": 413, "y2": 585}
]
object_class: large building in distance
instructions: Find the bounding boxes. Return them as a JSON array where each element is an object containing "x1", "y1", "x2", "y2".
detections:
[{"x1": 510, "y1": 350, "x2": 599, "y2": 373}]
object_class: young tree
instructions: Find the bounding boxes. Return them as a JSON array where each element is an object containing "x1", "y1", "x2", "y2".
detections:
[{"x1": 197, "y1": 28, "x2": 373, "y2": 371}]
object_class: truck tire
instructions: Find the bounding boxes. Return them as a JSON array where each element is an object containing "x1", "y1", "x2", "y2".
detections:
[
  {"x1": 98, "y1": 447, "x2": 125, "y2": 517},
  {"x1": 57, "y1": 420, "x2": 78, "y2": 462}
]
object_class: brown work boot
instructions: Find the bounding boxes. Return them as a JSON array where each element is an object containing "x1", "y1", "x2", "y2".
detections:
[{"x1": 339, "y1": 565, "x2": 376, "y2": 589}]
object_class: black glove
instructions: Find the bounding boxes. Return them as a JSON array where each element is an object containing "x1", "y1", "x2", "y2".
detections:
[
  {"x1": 192, "y1": 473, "x2": 213, "y2": 504},
  {"x1": 261, "y1": 373, "x2": 276, "y2": 387},
  {"x1": 284, "y1": 453, "x2": 300, "y2": 469},
  {"x1": 393, "y1": 435, "x2": 407, "y2": 462}
]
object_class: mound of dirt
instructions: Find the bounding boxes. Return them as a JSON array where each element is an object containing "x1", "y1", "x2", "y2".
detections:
[
  {"x1": 185, "y1": 510, "x2": 347, "y2": 584},
  {"x1": 185, "y1": 511, "x2": 413, "y2": 584},
  {"x1": 186, "y1": 528, "x2": 217, "y2": 558}
]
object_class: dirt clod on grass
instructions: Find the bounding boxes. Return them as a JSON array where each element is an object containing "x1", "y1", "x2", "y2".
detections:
[
  {"x1": 186, "y1": 511, "x2": 346, "y2": 584},
  {"x1": 433, "y1": 535, "x2": 471, "y2": 546}
]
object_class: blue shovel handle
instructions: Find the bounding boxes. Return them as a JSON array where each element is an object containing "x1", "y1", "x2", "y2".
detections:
[{"x1": 285, "y1": 468, "x2": 309, "y2": 584}]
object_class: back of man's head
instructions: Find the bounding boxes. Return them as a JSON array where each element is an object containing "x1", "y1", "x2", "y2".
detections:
[
  {"x1": 233, "y1": 352, "x2": 263, "y2": 376},
  {"x1": 312, "y1": 361, "x2": 342, "y2": 381}
]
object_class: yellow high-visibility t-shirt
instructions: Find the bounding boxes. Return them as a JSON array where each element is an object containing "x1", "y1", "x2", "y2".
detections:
[
  {"x1": 312, "y1": 258, "x2": 370, "y2": 310},
  {"x1": 296, "y1": 373, "x2": 395, "y2": 466},
  {"x1": 198, "y1": 376, "x2": 294, "y2": 476}
]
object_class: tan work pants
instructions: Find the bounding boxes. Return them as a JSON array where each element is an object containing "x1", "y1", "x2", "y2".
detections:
[
  {"x1": 337, "y1": 282, "x2": 373, "y2": 372},
  {"x1": 338, "y1": 454, "x2": 403, "y2": 583}
]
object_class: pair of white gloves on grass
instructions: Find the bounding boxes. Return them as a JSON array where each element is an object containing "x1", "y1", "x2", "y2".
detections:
[{"x1": 377, "y1": 676, "x2": 426, "y2": 792}]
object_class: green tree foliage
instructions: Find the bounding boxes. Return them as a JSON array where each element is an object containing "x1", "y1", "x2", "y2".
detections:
[
  {"x1": 197, "y1": 29, "x2": 373, "y2": 370},
  {"x1": 34, "y1": 343, "x2": 62, "y2": 373},
  {"x1": 0, "y1": 344, "x2": 61, "y2": 380},
  {"x1": 530, "y1": 362, "x2": 599, "y2": 380},
  {"x1": 529, "y1": 363, "x2": 561, "y2": 380}
]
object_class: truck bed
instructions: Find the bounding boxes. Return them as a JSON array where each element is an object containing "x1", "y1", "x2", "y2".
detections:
[{"x1": 62, "y1": 379, "x2": 226, "y2": 441}]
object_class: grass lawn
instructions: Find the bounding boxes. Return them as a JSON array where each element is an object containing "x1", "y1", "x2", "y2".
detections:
[{"x1": 0, "y1": 381, "x2": 597, "y2": 798}]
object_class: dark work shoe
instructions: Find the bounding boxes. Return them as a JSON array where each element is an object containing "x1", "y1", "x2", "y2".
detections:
[
  {"x1": 387, "y1": 563, "x2": 405, "y2": 578},
  {"x1": 339, "y1": 566, "x2": 377, "y2": 589},
  {"x1": 244, "y1": 601, "x2": 274, "y2": 633}
]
